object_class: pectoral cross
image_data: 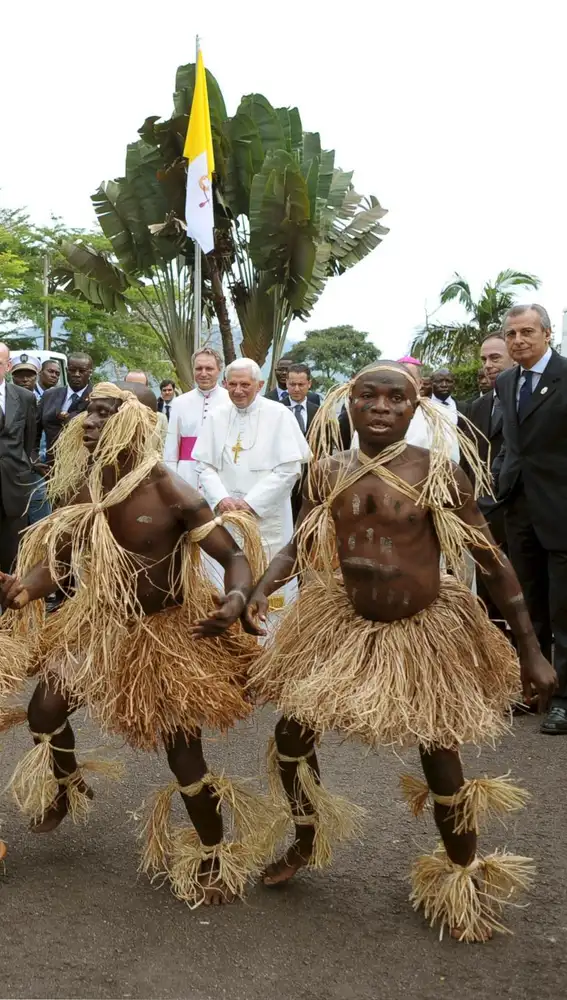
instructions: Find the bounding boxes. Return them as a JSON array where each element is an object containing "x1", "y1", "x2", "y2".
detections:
[{"x1": 231, "y1": 433, "x2": 243, "y2": 464}]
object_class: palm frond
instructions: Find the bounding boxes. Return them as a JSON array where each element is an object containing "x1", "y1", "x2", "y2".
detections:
[
  {"x1": 439, "y1": 275, "x2": 474, "y2": 313},
  {"x1": 493, "y1": 269, "x2": 540, "y2": 292}
]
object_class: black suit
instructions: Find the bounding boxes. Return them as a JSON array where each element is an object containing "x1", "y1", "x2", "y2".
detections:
[
  {"x1": 265, "y1": 388, "x2": 321, "y2": 406},
  {"x1": 290, "y1": 400, "x2": 319, "y2": 522},
  {"x1": 0, "y1": 383, "x2": 36, "y2": 572},
  {"x1": 157, "y1": 398, "x2": 173, "y2": 421},
  {"x1": 495, "y1": 350, "x2": 567, "y2": 700},
  {"x1": 461, "y1": 388, "x2": 507, "y2": 626},
  {"x1": 37, "y1": 384, "x2": 92, "y2": 465}
]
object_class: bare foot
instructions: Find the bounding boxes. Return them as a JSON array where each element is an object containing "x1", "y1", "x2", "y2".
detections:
[
  {"x1": 262, "y1": 844, "x2": 311, "y2": 886},
  {"x1": 30, "y1": 781, "x2": 94, "y2": 834},
  {"x1": 197, "y1": 859, "x2": 235, "y2": 906},
  {"x1": 450, "y1": 925, "x2": 493, "y2": 943}
]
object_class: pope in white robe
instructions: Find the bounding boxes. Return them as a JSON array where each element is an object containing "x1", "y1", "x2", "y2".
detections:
[
  {"x1": 163, "y1": 349, "x2": 228, "y2": 489},
  {"x1": 194, "y1": 358, "x2": 311, "y2": 613}
]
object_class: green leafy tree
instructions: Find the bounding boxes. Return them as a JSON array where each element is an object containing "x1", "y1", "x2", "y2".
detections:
[
  {"x1": 0, "y1": 207, "x2": 166, "y2": 368},
  {"x1": 411, "y1": 269, "x2": 540, "y2": 367},
  {"x1": 452, "y1": 359, "x2": 482, "y2": 400},
  {"x1": 60, "y1": 62, "x2": 388, "y2": 389},
  {"x1": 287, "y1": 325, "x2": 381, "y2": 392}
]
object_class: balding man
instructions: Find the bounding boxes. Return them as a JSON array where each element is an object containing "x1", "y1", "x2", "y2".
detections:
[
  {"x1": 495, "y1": 304, "x2": 567, "y2": 734},
  {"x1": 195, "y1": 358, "x2": 311, "y2": 610},
  {"x1": 124, "y1": 371, "x2": 149, "y2": 386},
  {"x1": 0, "y1": 343, "x2": 37, "y2": 572}
]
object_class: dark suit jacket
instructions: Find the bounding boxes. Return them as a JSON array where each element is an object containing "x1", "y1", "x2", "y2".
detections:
[
  {"x1": 37, "y1": 384, "x2": 93, "y2": 463},
  {"x1": 157, "y1": 398, "x2": 173, "y2": 419},
  {"x1": 291, "y1": 401, "x2": 319, "y2": 521},
  {"x1": 265, "y1": 388, "x2": 321, "y2": 406},
  {"x1": 0, "y1": 383, "x2": 36, "y2": 517},
  {"x1": 494, "y1": 350, "x2": 567, "y2": 549},
  {"x1": 461, "y1": 389, "x2": 505, "y2": 545}
]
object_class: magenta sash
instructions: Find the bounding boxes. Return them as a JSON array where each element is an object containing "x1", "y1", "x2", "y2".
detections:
[{"x1": 179, "y1": 436, "x2": 198, "y2": 461}]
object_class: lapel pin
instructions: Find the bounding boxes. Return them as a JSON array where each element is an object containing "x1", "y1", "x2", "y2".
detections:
[{"x1": 541, "y1": 386, "x2": 548, "y2": 394}]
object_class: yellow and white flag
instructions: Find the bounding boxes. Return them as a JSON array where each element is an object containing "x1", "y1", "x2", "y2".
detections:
[{"x1": 184, "y1": 50, "x2": 215, "y2": 254}]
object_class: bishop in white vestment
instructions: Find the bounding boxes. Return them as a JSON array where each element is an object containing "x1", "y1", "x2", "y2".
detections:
[
  {"x1": 194, "y1": 359, "x2": 311, "y2": 611},
  {"x1": 163, "y1": 349, "x2": 228, "y2": 489}
]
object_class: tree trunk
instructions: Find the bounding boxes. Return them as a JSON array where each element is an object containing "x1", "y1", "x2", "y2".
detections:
[
  {"x1": 208, "y1": 255, "x2": 236, "y2": 365},
  {"x1": 172, "y1": 344, "x2": 194, "y2": 393}
]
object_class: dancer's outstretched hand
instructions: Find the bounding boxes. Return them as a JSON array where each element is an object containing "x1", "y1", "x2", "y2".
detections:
[
  {"x1": 519, "y1": 647, "x2": 557, "y2": 711},
  {"x1": 191, "y1": 591, "x2": 247, "y2": 638},
  {"x1": 0, "y1": 572, "x2": 30, "y2": 610},
  {"x1": 242, "y1": 592, "x2": 268, "y2": 637}
]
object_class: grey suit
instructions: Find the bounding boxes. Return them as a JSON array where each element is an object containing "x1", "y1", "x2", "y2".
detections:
[{"x1": 0, "y1": 382, "x2": 36, "y2": 572}]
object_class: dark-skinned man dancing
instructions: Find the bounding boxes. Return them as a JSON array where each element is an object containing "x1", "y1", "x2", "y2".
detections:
[
  {"x1": 244, "y1": 361, "x2": 556, "y2": 943},
  {"x1": 0, "y1": 382, "x2": 270, "y2": 908}
]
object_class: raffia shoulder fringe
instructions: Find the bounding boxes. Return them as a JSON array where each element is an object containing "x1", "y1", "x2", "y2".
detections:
[
  {"x1": 249, "y1": 575, "x2": 521, "y2": 750},
  {"x1": 266, "y1": 738, "x2": 365, "y2": 868},
  {"x1": 400, "y1": 773, "x2": 530, "y2": 833},
  {"x1": 296, "y1": 362, "x2": 497, "y2": 579},
  {"x1": 410, "y1": 846, "x2": 535, "y2": 942},
  {"x1": 139, "y1": 771, "x2": 279, "y2": 906}
]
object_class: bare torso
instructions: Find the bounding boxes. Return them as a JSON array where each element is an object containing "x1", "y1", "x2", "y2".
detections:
[
  {"x1": 329, "y1": 447, "x2": 442, "y2": 621},
  {"x1": 75, "y1": 464, "x2": 198, "y2": 615}
]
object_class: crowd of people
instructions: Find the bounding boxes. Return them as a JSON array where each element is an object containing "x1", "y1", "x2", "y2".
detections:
[{"x1": 0, "y1": 300, "x2": 562, "y2": 943}]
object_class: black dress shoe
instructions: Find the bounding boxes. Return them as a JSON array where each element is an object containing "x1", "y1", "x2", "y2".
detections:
[{"x1": 540, "y1": 705, "x2": 567, "y2": 735}]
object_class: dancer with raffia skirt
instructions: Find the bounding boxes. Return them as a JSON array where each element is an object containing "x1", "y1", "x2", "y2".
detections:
[
  {"x1": 243, "y1": 361, "x2": 556, "y2": 942},
  {"x1": 0, "y1": 381, "x2": 272, "y2": 908}
]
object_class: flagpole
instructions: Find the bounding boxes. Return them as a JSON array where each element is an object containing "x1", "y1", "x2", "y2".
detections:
[{"x1": 192, "y1": 34, "x2": 202, "y2": 361}]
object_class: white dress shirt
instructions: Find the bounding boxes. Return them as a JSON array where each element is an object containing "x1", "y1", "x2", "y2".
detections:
[
  {"x1": 0, "y1": 379, "x2": 6, "y2": 414},
  {"x1": 61, "y1": 383, "x2": 89, "y2": 413},
  {"x1": 432, "y1": 394, "x2": 458, "y2": 424},
  {"x1": 515, "y1": 346, "x2": 552, "y2": 404}
]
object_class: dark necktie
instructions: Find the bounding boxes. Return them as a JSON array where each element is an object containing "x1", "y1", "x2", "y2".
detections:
[
  {"x1": 293, "y1": 404, "x2": 305, "y2": 433},
  {"x1": 281, "y1": 390, "x2": 289, "y2": 402},
  {"x1": 68, "y1": 392, "x2": 81, "y2": 414},
  {"x1": 517, "y1": 370, "x2": 533, "y2": 419},
  {"x1": 489, "y1": 394, "x2": 501, "y2": 435},
  {"x1": 165, "y1": 403, "x2": 170, "y2": 421}
]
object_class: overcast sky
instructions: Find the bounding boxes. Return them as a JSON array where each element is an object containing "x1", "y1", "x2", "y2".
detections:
[{"x1": 2, "y1": 0, "x2": 565, "y2": 358}]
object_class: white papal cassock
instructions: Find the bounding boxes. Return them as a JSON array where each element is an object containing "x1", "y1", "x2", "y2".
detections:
[
  {"x1": 194, "y1": 395, "x2": 311, "y2": 614},
  {"x1": 163, "y1": 385, "x2": 228, "y2": 489}
]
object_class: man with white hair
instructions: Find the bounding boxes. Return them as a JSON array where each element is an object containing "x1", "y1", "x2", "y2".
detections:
[
  {"x1": 194, "y1": 358, "x2": 311, "y2": 609},
  {"x1": 164, "y1": 348, "x2": 228, "y2": 488}
]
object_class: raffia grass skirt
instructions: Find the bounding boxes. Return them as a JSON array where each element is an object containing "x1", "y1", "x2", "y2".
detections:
[
  {"x1": 40, "y1": 602, "x2": 259, "y2": 751},
  {"x1": 250, "y1": 575, "x2": 521, "y2": 750}
]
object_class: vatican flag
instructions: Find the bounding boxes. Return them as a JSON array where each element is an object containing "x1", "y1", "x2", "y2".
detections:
[{"x1": 184, "y1": 49, "x2": 215, "y2": 254}]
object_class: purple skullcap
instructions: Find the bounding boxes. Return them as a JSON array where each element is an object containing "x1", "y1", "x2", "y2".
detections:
[{"x1": 397, "y1": 355, "x2": 422, "y2": 367}]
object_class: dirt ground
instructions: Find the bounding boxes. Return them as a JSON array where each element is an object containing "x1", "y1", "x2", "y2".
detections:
[{"x1": 1, "y1": 705, "x2": 566, "y2": 1000}]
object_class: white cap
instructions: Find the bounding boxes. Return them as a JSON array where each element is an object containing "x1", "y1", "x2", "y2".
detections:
[{"x1": 11, "y1": 352, "x2": 41, "y2": 373}]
